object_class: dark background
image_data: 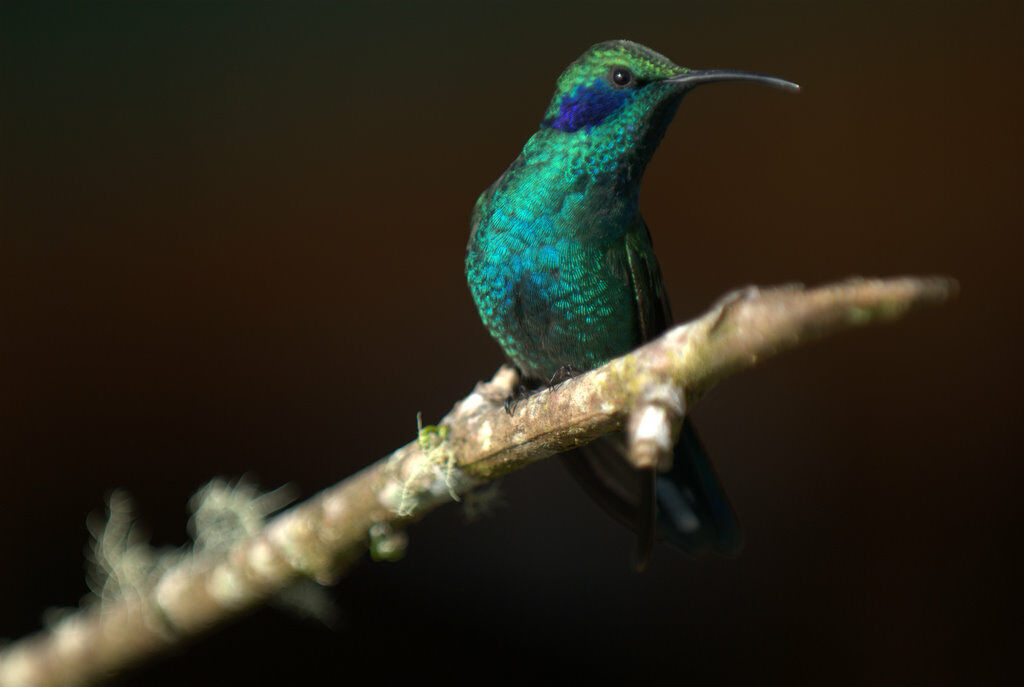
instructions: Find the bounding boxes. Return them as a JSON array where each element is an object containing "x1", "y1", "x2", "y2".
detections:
[{"x1": 2, "y1": 1, "x2": 1021, "y2": 684}]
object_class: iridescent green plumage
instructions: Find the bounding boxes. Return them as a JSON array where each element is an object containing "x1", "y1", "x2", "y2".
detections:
[
  {"x1": 465, "y1": 40, "x2": 797, "y2": 562},
  {"x1": 465, "y1": 41, "x2": 685, "y2": 380}
]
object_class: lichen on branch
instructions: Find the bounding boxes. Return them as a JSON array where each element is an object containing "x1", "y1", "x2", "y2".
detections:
[{"x1": 0, "y1": 275, "x2": 957, "y2": 687}]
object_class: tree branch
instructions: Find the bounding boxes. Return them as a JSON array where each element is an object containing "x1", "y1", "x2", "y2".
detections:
[{"x1": 0, "y1": 276, "x2": 957, "y2": 687}]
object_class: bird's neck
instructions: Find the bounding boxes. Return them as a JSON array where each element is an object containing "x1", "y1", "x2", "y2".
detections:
[
  {"x1": 523, "y1": 93, "x2": 683, "y2": 197},
  {"x1": 521, "y1": 129, "x2": 639, "y2": 196}
]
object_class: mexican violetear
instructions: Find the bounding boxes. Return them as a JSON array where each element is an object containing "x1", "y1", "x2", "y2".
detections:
[{"x1": 464, "y1": 39, "x2": 798, "y2": 566}]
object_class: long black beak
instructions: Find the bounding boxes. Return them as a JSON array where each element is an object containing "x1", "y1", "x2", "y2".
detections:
[{"x1": 665, "y1": 69, "x2": 800, "y2": 93}]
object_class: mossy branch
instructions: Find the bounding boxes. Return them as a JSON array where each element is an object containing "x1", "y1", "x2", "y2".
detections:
[{"x1": 0, "y1": 276, "x2": 956, "y2": 687}]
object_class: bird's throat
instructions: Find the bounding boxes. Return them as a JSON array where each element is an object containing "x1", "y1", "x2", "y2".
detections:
[{"x1": 526, "y1": 89, "x2": 684, "y2": 196}]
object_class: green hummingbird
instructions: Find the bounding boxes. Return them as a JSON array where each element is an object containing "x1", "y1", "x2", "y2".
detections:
[{"x1": 465, "y1": 39, "x2": 798, "y2": 565}]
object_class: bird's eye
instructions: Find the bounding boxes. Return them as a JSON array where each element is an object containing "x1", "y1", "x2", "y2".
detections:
[{"x1": 610, "y1": 66, "x2": 634, "y2": 88}]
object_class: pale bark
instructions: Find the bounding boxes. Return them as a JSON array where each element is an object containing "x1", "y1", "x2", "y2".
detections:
[{"x1": 0, "y1": 276, "x2": 957, "y2": 687}]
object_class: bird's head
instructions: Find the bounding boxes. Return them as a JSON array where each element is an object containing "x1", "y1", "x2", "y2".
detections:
[{"x1": 535, "y1": 40, "x2": 798, "y2": 183}]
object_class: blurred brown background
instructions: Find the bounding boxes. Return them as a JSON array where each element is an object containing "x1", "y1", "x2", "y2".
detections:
[{"x1": 1, "y1": 1, "x2": 1021, "y2": 684}]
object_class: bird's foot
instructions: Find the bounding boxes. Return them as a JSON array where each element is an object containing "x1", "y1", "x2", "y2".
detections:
[
  {"x1": 504, "y1": 384, "x2": 530, "y2": 416},
  {"x1": 547, "y1": 364, "x2": 584, "y2": 388},
  {"x1": 503, "y1": 365, "x2": 583, "y2": 416}
]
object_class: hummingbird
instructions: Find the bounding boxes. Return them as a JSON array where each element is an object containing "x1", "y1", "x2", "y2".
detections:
[{"x1": 464, "y1": 39, "x2": 798, "y2": 566}]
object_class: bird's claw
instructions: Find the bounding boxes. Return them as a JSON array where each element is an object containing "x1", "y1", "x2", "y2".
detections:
[
  {"x1": 547, "y1": 364, "x2": 583, "y2": 389},
  {"x1": 504, "y1": 384, "x2": 530, "y2": 416}
]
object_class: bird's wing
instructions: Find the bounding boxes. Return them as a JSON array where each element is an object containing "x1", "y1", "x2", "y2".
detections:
[
  {"x1": 623, "y1": 217, "x2": 673, "y2": 342},
  {"x1": 563, "y1": 216, "x2": 741, "y2": 566}
]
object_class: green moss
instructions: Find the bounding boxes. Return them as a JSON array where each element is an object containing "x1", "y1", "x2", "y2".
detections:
[{"x1": 417, "y1": 411, "x2": 450, "y2": 451}]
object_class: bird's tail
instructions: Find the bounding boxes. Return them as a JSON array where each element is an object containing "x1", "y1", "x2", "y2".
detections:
[
  {"x1": 561, "y1": 418, "x2": 742, "y2": 564},
  {"x1": 656, "y1": 419, "x2": 742, "y2": 555}
]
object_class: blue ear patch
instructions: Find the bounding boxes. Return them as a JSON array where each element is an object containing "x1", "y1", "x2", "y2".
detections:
[{"x1": 543, "y1": 80, "x2": 635, "y2": 133}]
